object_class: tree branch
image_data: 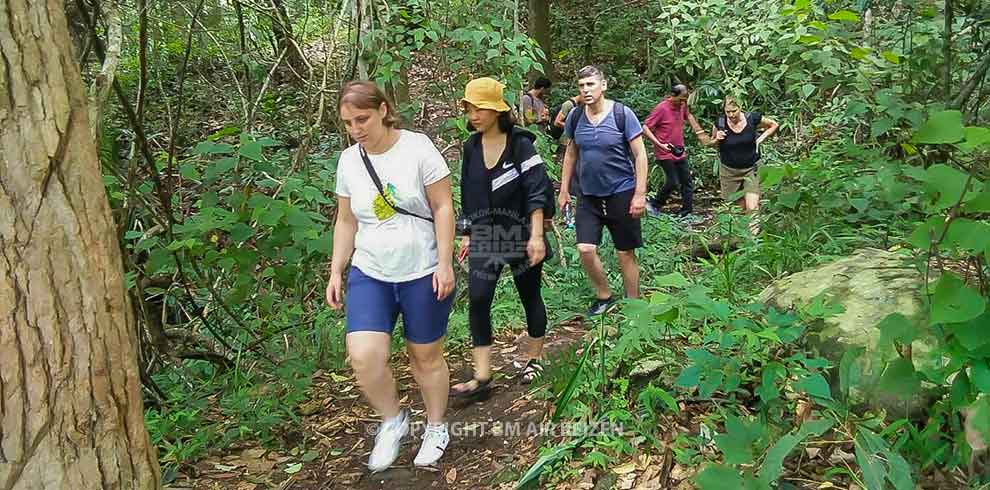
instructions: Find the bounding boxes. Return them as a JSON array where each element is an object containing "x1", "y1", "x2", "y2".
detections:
[{"x1": 950, "y1": 43, "x2": 990, "y2": 110}]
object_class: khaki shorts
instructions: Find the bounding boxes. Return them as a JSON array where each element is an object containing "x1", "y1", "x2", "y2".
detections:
[{"x1": 719, "y1": 163, "x2": 760, "y2": 200}]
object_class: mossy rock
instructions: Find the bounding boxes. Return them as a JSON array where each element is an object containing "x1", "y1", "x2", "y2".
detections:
[{"x1": 758, "y1": 248, "x2": 937, "y2": 416}]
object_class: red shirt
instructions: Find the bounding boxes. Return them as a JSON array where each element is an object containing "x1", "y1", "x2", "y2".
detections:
[{"x1": 643, "y1": 99, "x2": 689, "y2": 161}]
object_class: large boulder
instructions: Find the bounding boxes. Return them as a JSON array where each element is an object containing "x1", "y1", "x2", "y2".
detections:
[{"x1": 757, "y1": 248, "x2": 935, "y2": 415}]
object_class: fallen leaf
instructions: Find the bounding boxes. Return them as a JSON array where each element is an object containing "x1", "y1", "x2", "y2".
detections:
[
  {"x1": 301, "y1": 450, "x2": 320, "y2": 463},
  {"x1": 235, "y1": 484, "x2": 257, "y2": 490},
  {"x1": 209, "y1": 473, "x2": 238, "y2": 479},
  {"x1": 241, "y1": 448, "x2": 266, "y2": 459},
  {"x1": 445, "y1": 467, "x2": 458, "y2": 484},
  {"x1": 501, "y1": 346, "x2": 518, "y2": 354},
  {"x1": 618, "y1": 473, "x2": 636, "y2": 489},
  {"x1": 613, "y1": 461, "x2": 637, "y2": 475},
  {"x1": 284, "y1": 463, "x2": 303, "y2": 474}
]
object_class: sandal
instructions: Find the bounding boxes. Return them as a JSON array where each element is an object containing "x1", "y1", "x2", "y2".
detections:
[
  {"x1": 450, "y1": 376, "x2": 492, "y2": 398},
  {"x1": 520, "y1": 359, "x2": 544, "y2": 385}
]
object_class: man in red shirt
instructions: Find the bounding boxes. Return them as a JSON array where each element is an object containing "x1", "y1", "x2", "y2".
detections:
[{"x1": 642, "y1": 84, "x2": 706, "y2": 219}]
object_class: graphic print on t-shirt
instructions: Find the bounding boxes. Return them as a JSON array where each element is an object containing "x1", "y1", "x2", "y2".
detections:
[{"x1": 372, "y1": 182, "x2": 400, "y2": 221}]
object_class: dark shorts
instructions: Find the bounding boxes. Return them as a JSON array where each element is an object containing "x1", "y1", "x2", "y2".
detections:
[
  {"x1": 345, "y1": 266, "x2": 454, "y2": 344},
  {"x1": 575, "y1": 189, "x2": 643, "y2": 251}
]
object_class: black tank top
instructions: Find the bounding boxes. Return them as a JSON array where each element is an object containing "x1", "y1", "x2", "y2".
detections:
[{"x1": 717, "y1": 112, "x2": 762, "y2": 169}]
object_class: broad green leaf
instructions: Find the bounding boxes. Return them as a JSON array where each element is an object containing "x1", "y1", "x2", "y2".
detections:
[
  {"x1": 759, "y1": 433, "x2": 800, "y2": 484},
  {"x1": 971, "y1": 359, "x2": 990, "y2": 393},
  {"x1": 882, "y1": 51, "x2": 901, "y2": 64},
  {"x1": 801, "y1": 83, "x2": 815, "y2": 98},
  {"x1": 912, "y1": 110, "x2": 964, "y2": 144},
  {"x1": 656, "y1": 272, "x2": 690, "y2": 288},
  {"x1": 878, "y1": 358, "x2": 919, "y2": 398},
  {"x1": 969, "y1": 396, "x2": 990, "y2": 442},
  {"x1": 239, "y1": 141, "x2": 265, "y2": 162},
  {"x1": 124, "y1": 230, "x2": 145, "y2": 240},
  {"x1": 855, "y1": 431, "x2": 887, "y2": 490},
  {"x1": 950, "y1": 312, "x2": 990, "y2": 351},
  {"x1": 193, "y1": 141, "x2": 235, "y2": 155},
  {"x1": 715, "y1": 415, "x2": 758, "y2": 465},
  {"x1": 960, "y1": 126, "x2": 990, "y2": 153},
  {"x1": 696, "y1": 465, "x2": 744, "y2": 490},
  {"x1": 759, "y1": 166, "x2": 785, "y2": 188},
  {"x1": 871, "y1": 117, "x2": 897, "y2": 137},
  {"x1": 951, "y1": 369, "x2": 973, "y2": 407},
  {"x1": 828, "y1": 10, "x2": 860, "y2": 21},
  {"x1": 676, "y1": 365, "x2": 701, "y2": 388},
  {"x1": 943, "y1": 219, "x2": 990, "y2": 253},
  {"x1": 849, "y1": 46, "x2": 870, "y2": 61},
  {"x1": 204, "y1": 157, "x2": 238, "y2": 182},
  {"x1": 229, "y1": 223, "x2": 255, "y2": 243},
  {"x1": 877, "y1": 313, "x2": 918, "y2": 347},
  {"x1": 794, "y1": 373, "x2": 833, "y2": 400},
  {"x1": 699, "y1": 370, "x2": 724, "y2": 399},
  {"x1": 923, "y1": 163, "x2": 969, "y2": 210},
  {"x1": 963, "y1": 182, "x2": 990, "y2": 213},
  {"x1": 931, "y1": 272, "x2": 986, "y2": 325},
  {"x1": 839, "y1": 347, "x2": 865, "y2": 400},
  {"x1": 180, "y1": 163, "x2": 200, "y2": 180}
]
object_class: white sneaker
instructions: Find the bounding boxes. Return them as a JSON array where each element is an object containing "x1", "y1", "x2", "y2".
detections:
[
  {"x1": 413, "y1": 423, "x2": 449, "y2": 467},
  {"x1": 367, "y1": 409, "x2": 409, "y2": 473}
]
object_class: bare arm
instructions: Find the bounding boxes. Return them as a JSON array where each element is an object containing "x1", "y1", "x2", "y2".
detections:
[
  {"x1": 426, "y1": 176, "x2": 456, "y2": 300},
  {"x1": 329, "y1": 197, "x2": 357, "y2": 277},
  {"x1": 687, "y1": 113, "x2": 712, "y2": 145},
  {"x1": 558, "y1": 140, "x2": 577, "y2": 199},
  {"x1": 627, "y1": 135, "x2": 649, "y2": 218},
  {"x1": 425, "y1": 177, "x2": 455, "y2": 269},
  {"x1": 554, "y1": 107, "x2": 569, "y2": 128},
  {"x1": 629, "y1": 136, "x2": 649, "y2": 196},
  {"x1": 327, "y1": 197, "x2": 358, "y2": 309},
  {"x1": 642, "y1": 124, "x2": 663, "y2": 147},
  {"x1": 756, "y1": 116, "x2": 780, "y2": 144}
]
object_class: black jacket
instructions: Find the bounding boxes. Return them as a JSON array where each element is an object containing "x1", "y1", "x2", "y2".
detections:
[{"x1": 460, "y1": 127, "x2": 552, "y2": 262}]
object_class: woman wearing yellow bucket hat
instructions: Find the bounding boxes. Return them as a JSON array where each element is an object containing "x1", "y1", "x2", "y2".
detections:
[{"x1": 452, "y1": 77, "x2": 554, "y2": 398}]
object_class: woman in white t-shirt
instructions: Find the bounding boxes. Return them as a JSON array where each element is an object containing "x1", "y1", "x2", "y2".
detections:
[{"x1": 326, "y1": 81, "x2": 456, "y2": 472}]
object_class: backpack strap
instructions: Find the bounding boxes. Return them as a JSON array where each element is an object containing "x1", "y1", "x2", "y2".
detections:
[
  {"x1": 716, "y1": 115, "x2": 727, "y2": 131},
  {"x1": 612, "y1": 101, "x2": 632, "y2": 161},
  {"x1": 566, "y1": 103, "x2": 583, "y2": 140}
]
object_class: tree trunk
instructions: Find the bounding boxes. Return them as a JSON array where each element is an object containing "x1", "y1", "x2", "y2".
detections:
[
  {"x1": 0, "y1": 0, "x2": 162, "y2": 489},
  {"x1": 527, "y1": 0, "x2": 552, "y2": 79},
  {"x1": 271, "y1": 0, "x2": 309, "y2": 77}
]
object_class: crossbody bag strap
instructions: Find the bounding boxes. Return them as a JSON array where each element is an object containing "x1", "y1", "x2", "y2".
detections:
[{"x1": 359, "y1": 145, "x2": 434, "y2": 223}]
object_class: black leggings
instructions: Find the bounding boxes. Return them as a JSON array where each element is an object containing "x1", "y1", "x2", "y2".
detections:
[
  {"x1": 653, "y1": 158, "x2": 693, "y2": 214},
  {"x1": 468, "y1": 260, "x2": 547, "y2": 347}
]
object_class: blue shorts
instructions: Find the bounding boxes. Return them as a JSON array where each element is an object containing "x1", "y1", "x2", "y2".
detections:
[{"x1": 345, "y1": 266, "x2": 454, "y2": 344}]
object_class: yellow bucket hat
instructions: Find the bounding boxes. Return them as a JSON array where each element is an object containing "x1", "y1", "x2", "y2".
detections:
[{"x1": 461, "y1": 77, "x2": 511, "y2": 112}]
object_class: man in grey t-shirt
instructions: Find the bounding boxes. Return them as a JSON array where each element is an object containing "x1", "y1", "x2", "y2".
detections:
[
  {"x1": 557, "y1": 66, "x2": 650, "y2": 317},
  {"x1": 522, "y1": 77, "x2": 551, "y2": 126}
]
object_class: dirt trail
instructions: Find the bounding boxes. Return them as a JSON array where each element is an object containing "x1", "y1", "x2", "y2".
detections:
[{"x1": 174, "y1": 320, "x2": 589, "y2": 490}]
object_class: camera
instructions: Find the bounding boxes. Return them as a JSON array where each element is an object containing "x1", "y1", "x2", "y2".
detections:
[{"x1": 671, "y1": 145, "x2": 685, "y2": 157}]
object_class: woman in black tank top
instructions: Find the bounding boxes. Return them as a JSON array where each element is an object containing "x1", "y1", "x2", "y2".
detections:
[{"x1": 703, "y1": 97, "x2": 779, "y2": 232}]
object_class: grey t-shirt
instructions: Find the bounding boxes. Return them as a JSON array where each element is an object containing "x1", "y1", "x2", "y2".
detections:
[{"x1": 522, "y1": 93, "x2": 547, "y2": 125}]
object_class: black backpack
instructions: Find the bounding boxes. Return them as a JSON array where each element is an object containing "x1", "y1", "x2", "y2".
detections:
[
  {"x1": 547, "y1": 101, "x2": 574, "y2": 140},
  {"x1": 564, "y1": 101, "x2": 630, "y2": 196}
]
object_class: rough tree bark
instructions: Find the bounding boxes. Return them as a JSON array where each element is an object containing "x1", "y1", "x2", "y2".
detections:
[
  {"x1": 0, "y1": 0, "x2": 162, "y2": 489},
  {"x1": 528, "y1": 0, "x2": 552, "y2": 79}
]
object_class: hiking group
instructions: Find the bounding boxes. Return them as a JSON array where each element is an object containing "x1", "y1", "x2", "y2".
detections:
[{"x1": 326, "y1": 66, "x2": 779, "y2": 473}]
